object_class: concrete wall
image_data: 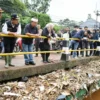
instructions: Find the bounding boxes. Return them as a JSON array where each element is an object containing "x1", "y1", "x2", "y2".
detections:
[{"x1": 0, "y1": 56, "x2": 99, "y2": 82}]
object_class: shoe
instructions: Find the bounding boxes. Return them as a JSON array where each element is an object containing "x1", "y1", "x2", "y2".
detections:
[
  {"x1": 5, "y1": 64, "x2": 9, "y2": 69},
  {"x1": 43, "y1": 61, "x2": 47, "y2": 63},
  {"x1": 25, "y1": 62, "x2": 29, "y2": 65},
  {"x1": 9, "y1": 64, "x2": 15, "y2": 67},
  {"x1": 29, "y1": 62, "x2": 36, "y2": 65},
  {"x1": 46, "y1": 60, "x2": 51, "y2": 63},
  {"x1": 90, "y1": 54, "x2": 94, "y2": 56},
  {"x1": 74, "y1": 57, "x2": 78, "y2": 59}
]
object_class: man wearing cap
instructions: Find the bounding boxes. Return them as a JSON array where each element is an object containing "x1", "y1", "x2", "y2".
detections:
[
  {"x1": 2, "y1": 13, "x2": 21, "y2": 68},
  {"x1": 22, "y1": 18, "x2": 39, "y2": 65}
]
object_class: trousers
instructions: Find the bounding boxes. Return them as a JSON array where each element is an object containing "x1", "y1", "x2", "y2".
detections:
[
  {"x1": 69, "y1": 40, "x2": 79, "y2": 58},
  {"x1": 39, "y1": 42, "x2": 50, "y2": 61},
  {"x1": 22, "y1": 43, "x2": 34, "y2": 63}
]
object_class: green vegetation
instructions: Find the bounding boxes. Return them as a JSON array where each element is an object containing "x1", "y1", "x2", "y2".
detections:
[
  {"x1": 0, "y1": 0, "x2": 81, "y2": 33},
  {"x1": 54, "y1": 25, "x2": 62, "y2": 33},
  {"x1": 23, "y1": 0, "x2": 51, "y2": 13},
  {"x1": 0, "y1": 0, "x2": 51, "y2": 31},
  {"x1": 0, "y1": 0, "x2": 26, "y2": 14}
]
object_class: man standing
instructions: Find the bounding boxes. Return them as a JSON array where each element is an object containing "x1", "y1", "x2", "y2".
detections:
[
  {"x1": 82, "y1": 26, "x2": 90, "y2": 57},
  {"x1": 22, "y1": 18, "x2": 39, "y2": 65},
  {"x1": 2, "y1": 13, "x2": 21, "y2": 68},
  {"x1": 35, "y1": 25, "x2": 42, "y2": 57},
  {"x1": 69, "y1": 26, "x2": 82, "y2": 58}
]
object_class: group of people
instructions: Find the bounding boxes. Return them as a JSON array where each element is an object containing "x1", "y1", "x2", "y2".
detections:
[
  {"x1": 68, "y1": 26, "x2": 100, "y2": 58},
  {"x1": 0, "y1": 8, "x2": 100, "y2": 68},
  {"x1": 0, "y1": 8, "x2": 56, "y2": 68}
]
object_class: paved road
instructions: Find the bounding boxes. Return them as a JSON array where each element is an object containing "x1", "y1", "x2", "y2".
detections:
[{"x1": 0, "y1": 53, "x2": 61, "y2": 69}]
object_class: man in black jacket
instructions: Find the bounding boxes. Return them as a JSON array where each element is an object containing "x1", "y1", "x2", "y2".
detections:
[
  {"x1": 2, "y1": 13, "x2": 21, "y2": 68},
  {"x1": 82, "y1": 26, "x2": 90, "y2": 57}
]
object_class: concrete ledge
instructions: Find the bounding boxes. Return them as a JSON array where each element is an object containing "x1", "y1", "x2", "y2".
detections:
[{"x1": 0, "y1": 56, "x2": 99, "y2": 81}]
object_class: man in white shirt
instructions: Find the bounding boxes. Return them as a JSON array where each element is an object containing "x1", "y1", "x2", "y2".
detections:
[{"x1": 2, "y1": 13, "x2": 21, "y2": 68}]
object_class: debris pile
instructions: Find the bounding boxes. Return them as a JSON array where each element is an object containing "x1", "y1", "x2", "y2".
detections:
[{"x1": 0, "y1": 60, "x2": 100, "y2": 100}]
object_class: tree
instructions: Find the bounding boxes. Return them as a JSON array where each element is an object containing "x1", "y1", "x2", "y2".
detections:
[
  {"x1": 29, "y1": 11, "x2": 51, "y2": 28},
  {"x1": 54, "y1": 25, "x2": 62, "y2": 33},
  {"x1": 23, "y1": 0, "x2": 51, "y2": 13},
  {"x1": 0, "y1": 0, "x2": 52, "y2": 32},
  {"x1": 0, "y1": 0, "x2": 26, "y2": 15},
  {"x1": 58, "y1": 18, "x2": 78, "y2": 28}
]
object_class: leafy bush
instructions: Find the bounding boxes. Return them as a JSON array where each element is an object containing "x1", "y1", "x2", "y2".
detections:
[
  {"x1": 54, "y1": 25, "x2": 62, "y2": 33},
  {"x1": 29, "y1": 11, "x2": 51, "y2": 28},
  {"x1": 1, "y1": 11, "x2": 51, "y2": 33},
  {"x1": 1, "y1": 13, "x2": 10, "y2": 24}
]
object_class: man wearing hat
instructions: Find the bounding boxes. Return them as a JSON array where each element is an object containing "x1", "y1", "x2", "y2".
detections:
[
  {"x1": 22, "y1": 18, "x2": 39, "y2": 65},
  {"x1": 2, "y1": 13, "x2": 21, "y2": 68}
]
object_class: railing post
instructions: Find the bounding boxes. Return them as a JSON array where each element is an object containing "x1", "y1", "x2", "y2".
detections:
[
  {"x1": 95, "y1": 38, "x2": 100, "y2": 56},
  {"x1": 60, "y1": 33, "x2": 70, "y2": 61},
  {"x1": 96, "y1": 46, "x2": 100, "y2": 56}
]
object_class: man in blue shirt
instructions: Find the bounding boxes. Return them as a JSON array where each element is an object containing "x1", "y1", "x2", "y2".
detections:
[
  {"x1": 22, "y1": 18, "x2": 39, "y2": 65},
  {"x1": 69, "y1": 26, "x2": 83, "y2": 58}
]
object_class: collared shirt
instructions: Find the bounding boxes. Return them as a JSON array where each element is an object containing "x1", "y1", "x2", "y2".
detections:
[
  {"x1": 22, "y1": 24, "x2": 38, "y2": 44},
  {"x1": 2, "y1": 22, "x2": 21, "y2": 34},
  {"x1": 24, "y1": 24, "x2": 38, "y2": 35}
]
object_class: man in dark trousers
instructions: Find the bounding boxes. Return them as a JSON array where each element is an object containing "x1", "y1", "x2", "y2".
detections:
[
  {"x1": 2, "y1": 13, "x2": 21, "y2": 68},
  {"x1": 82, "y1": 26, "x2": 90, "y2": 57},
  {"x1": 22, "y1": 18, "x2": 39, "y2": 65}
]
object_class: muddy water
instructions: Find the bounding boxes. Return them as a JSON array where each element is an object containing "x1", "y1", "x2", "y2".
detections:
[{"x1": 84, "y1": 89, "x2": 100, "y2": 100}]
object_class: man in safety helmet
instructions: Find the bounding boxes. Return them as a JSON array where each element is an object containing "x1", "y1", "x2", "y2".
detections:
[{"x1": 2, "y1": 13, "x2": 21, "y2": 68}]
